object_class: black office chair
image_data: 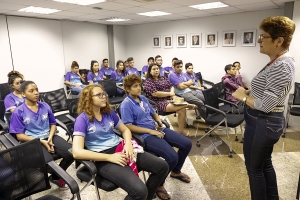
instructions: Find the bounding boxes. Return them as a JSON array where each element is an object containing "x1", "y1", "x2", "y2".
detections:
[
  {"x1": 98, "y1": 79, "x2": 126, "y2": 108},
  {"x1": 0, "y1": 100, "x2": 9, "y2": 133},
  {"x1": 284, "y1": 82, "x2": 300, "y2": 137},
  {"x1": 0, "y1": 137, "x2": 81, "y2": 200},
  {"x1": 195, "y1": 72, "x2": 214, "y2": 89},
  {"x1": 0, "y1": 83, "x2": 11, "y2": 101},
  {"x1": 196, "y1": 87, "x2": 244, "y2": 157}
]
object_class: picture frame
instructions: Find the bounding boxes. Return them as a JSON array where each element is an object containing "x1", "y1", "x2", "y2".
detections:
[
  {"x1": 190, "y1": 33, "x2": 201, "y2": 48},
  {"x1": 241, "y1": 29, "x2": 256, "y2": 47},
  {"x1": 176, "y1": 34, "x2": 187, "y2": 48},
  {"x1": 164, "y1": 35, "x2": 173, "y2": 49},
  {"x1": 205, "y1": 32, "x2": 218, "y2": 48},
  {"x1": 152, "y1": 35, "x2": 161, "y2": 48},
  {"x1": 222, "y1": 31, "x2": 236, "y2": 47}
]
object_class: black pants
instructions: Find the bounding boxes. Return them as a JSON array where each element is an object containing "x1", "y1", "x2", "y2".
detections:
[
  {"x1": 96, "y1": 146, "x2": 169, "y2": 200},
  {"x1": 42, "y1": 135, "x2": 74, "y2": 180}
]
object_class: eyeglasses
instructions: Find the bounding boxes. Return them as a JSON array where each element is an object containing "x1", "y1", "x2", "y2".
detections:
[
  {"x1": 92, "y1": 92, "x2": 108, "y2": 99},
  {"x1": 14, "y1": 80, "x2": 24, "y2": 85},
  {"x1": 258, "y1": 34, "x2": 272, "y2": 40}
]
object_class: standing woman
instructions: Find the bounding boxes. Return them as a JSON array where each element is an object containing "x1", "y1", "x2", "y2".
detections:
[
  {"x1": 72, "y1": 84, "x2": 168, "y2": 200},
  {"x1": 87, "y1": 60, "x2": 104, "y2": 85},
  {"x1": 65, "y1": 61, "x2": 85, "y2": 94},
  {"x1": 111, "y1": 60, "x2": 126, "y2": 96},
  {"x1": 4, "y1": 71, "x2": 25, "y2": 113},
  {"x1": 9, "y1": 81, "x2": 74, "y2": 189},
  {"x1": 233, "y1": 16, "x2": 296, "y2": 200}
]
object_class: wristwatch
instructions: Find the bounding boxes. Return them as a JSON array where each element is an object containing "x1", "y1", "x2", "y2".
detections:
[{"x1": 242, "y1": 96, "x2": 248, "y2": 103}]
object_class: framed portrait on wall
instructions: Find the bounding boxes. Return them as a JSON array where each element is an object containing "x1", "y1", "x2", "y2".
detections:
[
  {"x1": 190, "y1": 33, "x2": 201, "y2": 48},
  {"x1": 223, "y1": 31, "x2": 236, "y2": 47},
  {"x1": 241, "y1": 29, "x2": 256, "y2": 47},
  {"x1": 205, "y1": 32, "x2": 217, "y2": 48},
  {"x1": 176, "y1": 34, "x2": 187, "y2": 48},
  {"x1": 164, "y1": 35, "x2": 173, "y2": 48},
  {"x1": 152, "y1": 36, "x2": 161, "y2": 48}
]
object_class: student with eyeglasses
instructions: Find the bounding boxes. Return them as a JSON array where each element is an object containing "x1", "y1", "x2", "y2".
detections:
[
  {"x1": 4, "y1": 71, "x2": 25, "y2": 114},
  {"x1": 72, "y1": 84, "x2": 168, "y2": 200}
]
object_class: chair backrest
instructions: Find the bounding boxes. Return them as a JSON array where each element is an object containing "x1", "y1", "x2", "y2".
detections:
[
  {"x1": 293, "y1": 82, "x2": 300, "y2": 105},
  {"x1": 0, "y1": 100, "x2": 5, "y2": 122},
  {"x1": 0, "y1": 139, "x2": 51, "y2": 200},
  {"x1": 196, "y1": 72, "x2": 203, "y2": 85},
  {"x1": 213, "y1": 82, "x2": 226, "y2": 99},
  {"x1": 98, "y1": 79, "x2": 117, "y2": 97},
  {"x1": 0, "y1": 83, "x2": 11, "y2": 101},
  {"x1": 202, "y1": 87, "x2": 220, "y2": 116},
  {"x1": 39, "y1": 88, "x2": 68, "y2": 113},
  {"x1": 66, "y1": 98, "x2": 79, "y2": 118},
  {"x1": 105, "y1": 75, "x2": 112, "y2": 79}
]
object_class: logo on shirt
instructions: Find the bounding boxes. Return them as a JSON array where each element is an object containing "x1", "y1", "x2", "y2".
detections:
[
  {"x1": 109, "y1": 121, "x2": 114, "y2": 128},
  {"x1": 23, "y1": 117, "x2": 30, "y2": 124},
  {"x1": 42, "y1": 114, "x2": 48, "y2": 121},
  {"x1": 16, "y1": 101, "x2": 20, "y2": 106},
  {"x1": 88, "y1": 125, "x2": 96, "y2": 134}
]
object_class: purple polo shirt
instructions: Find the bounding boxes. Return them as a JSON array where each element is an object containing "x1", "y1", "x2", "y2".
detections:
[
  {"x1": 111, "y1": 70, "x2": 125, "y2": 85},
  {"x1": 126, "y1": 67, "x2": 140, "y2": 76},
  {"x1": 185, "y1": 72, "x2": 199, "y2": 87},
  {"x1": 120, "y1": 95, "x2": 156, "y2": 139},
  {"x1": 10, "y1": 102, "x2": 56, "y2": 139},
  {"x1": 169, "y1": 72, "x2": 191, "y2": 95},
  {"x1": 100, "y1": 67, "x2": 114, "y2": 76},
  {"x1": 141, "y1": 65, "x2": 148, "y2": 79},
  {"x1": 65, "y1": 71, "x2": 82, "y2": 85},
  {"x1": 73, "y1": 111, "x2": 121, "y2": 152},
  {"x1": 87, "y1": 71, "x2": 104, "y2": 84},
  {"x1": 4, "y1": 93, "x2": 25, "y2": 112},
  {"x1": 164, "y1": 66, "x2": 174, "y2": 74}
]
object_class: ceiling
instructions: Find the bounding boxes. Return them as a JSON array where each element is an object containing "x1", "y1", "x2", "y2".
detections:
[{"x1": 0, "y1": 0, "x2": 296, "y2": 25}]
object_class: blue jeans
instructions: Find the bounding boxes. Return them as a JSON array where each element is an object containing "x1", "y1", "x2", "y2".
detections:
[
  {"x1": 144, "y1": 128, "x2": 192, "y2": 186},
  {"x1": 243, "y1": 107, "x2": 285, "y2": 200}
]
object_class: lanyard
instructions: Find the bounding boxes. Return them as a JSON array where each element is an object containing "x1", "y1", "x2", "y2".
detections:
[{"x1": 257, "y1": 50, "x2": 288, "y2": 74}]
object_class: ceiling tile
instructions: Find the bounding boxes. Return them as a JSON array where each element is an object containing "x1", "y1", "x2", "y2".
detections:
[
  {"x1": 51, "y1": 11, "x2": 87, "y2": 17},
  {"x1": 168, "y1": 0, "x2": 217, "y2": 6},
  {"x1": 0, "y1": 9, "x2": 11, "y2": 14},
  {"x1": 6, "y1": 10, "x2": 42, "y2": 17},
  {"x1": 139, "y1": 1, "x2": 183, "y2": 10},
  {"x1": 66, "y1": 6, "x2": 110, "y2": 14},
  {"x1": 223, "y1": 0, "x2": 271, "y2": 6},
  {"x1": 86, "y1": 1, "x2": 135, "y2": 10},
  {"x1": 0, "y1": 2, "x2": 29, "y2": 10},
  {"x1": 161, "y1": 6, "x2": 197, "y2": 13},
  {"x1": 118, "y1": 6, "x2": 150, "y2": 14},
  {"x1": 180, "y1": 10, "x2": 212, "y2": 17},
  {"x1": 75, "y1": 14, "x2": 109, "y2": 20},
  {"x1": 34, "y1": 1, "x2": 81, "y2": 10},
  {"x1": 0, "y1": 0, "x2": 48, "y2": 6},
  {"x1": 236, "y1": 2, "x2": 278, "y2": 11},
  {"x1": 205, "y1": 6, "x2": 241, "y2": 14},
  {"x1": 112, "y1": 0, "x2": 147, "y2": 6}
]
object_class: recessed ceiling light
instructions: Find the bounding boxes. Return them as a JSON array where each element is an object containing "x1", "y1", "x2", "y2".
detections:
[
  {"x1": 105, "y1": 17, "x2": 130, "y2": 22},
  {"x1": 189, "y1": 1, "x2": 229, "y2": 10},
  {"x1": 53, "y1": 0, "x2": 106, "y2": 6},
  {"x1": 19, "y1": 6, "x2": 61, "y2": 14},
  {"x1": 137, "y1": 11, "x2": 171, "y2": 17}
]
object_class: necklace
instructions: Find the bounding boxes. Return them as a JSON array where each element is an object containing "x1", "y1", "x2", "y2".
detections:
[{"x1": 258, "y1": 49, "x2": 288, "y2": 74}]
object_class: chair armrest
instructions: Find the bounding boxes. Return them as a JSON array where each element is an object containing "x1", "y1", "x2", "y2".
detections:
[
  {"x1": 66, "y1": 114, "x2": 76, "y2": 122},
  {"x1": 55, "y1": 118, "x2": 69, "y2": 133},
  {"x1": 204, "y1": 105, "x2": 227, "y2": 117},
  {"x1": 0, "y1": 119, "x2": 9, "y2": 132},
  {"x1": 0, "y1": 135, "x2": 14, "y2": 148},
  {"x1": 116, "y1": 85, "x2": 125, "y2": 91},
  {"x1": 67, "y1": 148, "x2": 98, "y2": 175},
  {"x1": 132, "y1": 133, "x2": 145, "y2": 147},
  {"x1": 47, "y1": 160, "x2": 79, "y2": 195},
  {"x1": 288, "y1": 94, "x2": 294, "y2": 105},
  {"x1": 202, "y1": 79, "x2": 214, "y2": 86},
  {"x1": 4, "y1": 133, "x2": 20, "y2": 146},
  {"x1": 113, "y1": 129, "x2": 122, "y2": 137},
  {"x1": 218, "y1": 98, "x2": 239, "y2": 109}
]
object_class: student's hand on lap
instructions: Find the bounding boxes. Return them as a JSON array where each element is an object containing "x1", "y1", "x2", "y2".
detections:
[
  {"x1": 232, "y1": 87, "x2": 247, "y2": 101},
  {"x1": 103, "y1": 75, "x2": 107, "y2": 79},
  {"x1": 47, "y1": 139, "x2": 55, "y2": 153},
  {"x1": 199, "y1": 87, "x2": 204, "y2": 91},
  {"x1": 75, "y1": 84, "x2": 80, "y2": 88},
  {"x1": 150, "y1": 130, "x2": 164, "y2": 139},
  {"x1": 169, "y1": 91, "x2": 175, "y2": 97},
  {"x1": 41, "y1": 140, "x2": 53, "y2": 153},
  {"x1": 123, "y1": 142, "x2": 135, "y2": 162},
  {"x1": 109, "y1": 153, "x2": 127, "y2": 167}
]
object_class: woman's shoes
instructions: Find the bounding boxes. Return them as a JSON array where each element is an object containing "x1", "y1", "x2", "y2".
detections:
[{"x1": 179, "y1": 130, "x2": 190, "y2": 137}]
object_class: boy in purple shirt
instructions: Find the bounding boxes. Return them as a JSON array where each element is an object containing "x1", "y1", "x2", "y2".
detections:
[
  {"x1": 72, "y1": 84, "x2": 168, "y2": 200},
  {"x1": 65, "y1": 61, "x2": 85, "y2": 94},
  {"x1": 154, "y1": 55, "x2": 165, "y2": 77},
  {"x1": 222, "y1": 64, "x2": 244, "y2": 104},
  {"x1": 169, "y1": 60, "x2": 205, "y2": 118},
  {"x1": 164, "y1": 57, "x2": 178, "y2": 77},
  {"x1": 100, "y1": 58, "x2": 114, "y2": 79},
  {"x1": 9, "y1": 81, "x2": 74, "y2": 189},
  {"x1": 87, "y1": 60, "x2": 104, "y2": 85},
  {"x1": 141, "y1": 57, "x2": 154, "y2": 80},
  {"x1": 126, "y1": 57, "x2": 140, "y2": 76},
  {"x1": 4, "y1": 71, "x2": 25, "y2": 113}
]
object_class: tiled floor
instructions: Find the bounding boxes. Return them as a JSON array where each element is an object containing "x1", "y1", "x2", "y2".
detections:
[{"x1": 28, "y1": 111, "x2": 300, "y2": 199}]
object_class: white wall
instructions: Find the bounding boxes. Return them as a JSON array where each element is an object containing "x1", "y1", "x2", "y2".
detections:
[
  {"x1": 0, "y1": 15, "x2": 13, "y2": 83},
  {"x1": 113, "y1": 25, "x2": 127, "y2": 64},
  {"x1": 7, "y1": 16, "x2": 65, "y2": 92},
  {"x1": 61, "y1": 20, "x2": 108, "y2": 72},
  {"x1": 124, "y1": 9, "x2": 283, "y2": 85}
]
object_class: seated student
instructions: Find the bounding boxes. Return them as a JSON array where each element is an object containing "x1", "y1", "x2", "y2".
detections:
[
  {"x1": 141, "y1": 57, "x2": 154, "y2": 80},
  {"x1": 143, "y1": 63, "x2": 197, "y2": 137},
  {"x1": 222, "y1": 64, "x2": 244, "y2": 104},
  {"x1": 120, "y1": 74, "x2": 192, "y2": 200},
  {"x1": 100, "y1": 58, "x2": 114, "y2": 79},
  {"x1": 65, "y1": 61, "x2": 85, "y2": 94},
  {"x1": 4, "y1": 71, "x2": 25, "y2": 114},
  {"x1": 126, "y1": 57, "x2": 140, "y2": 76},
  {"x1": 87, "y1": 60, "x2": 104, "y2": 85},
  {"x1": 79, "y1": 69, "x2": 88, "y2": 85},
  {"x1": 154, "y1": 55, "x2": 166, "y2": 77},
  {"x1": 233, "y1": 61, "x2": 249, "y2": 89},
  {"x1": 164, "y1": 57, "x2": 178, "y2": 77},
  {"x1": 9, "y1": 81, "x2": 74, "y2": 189},
  {"x1": 169, "y1": 60, "x2": 205, "y2": 118},
  {"x1": 124, "y1": 60, "x2": 129, "y2": 69},
  {"x1": 72, "y1": 84, "x2": 168, "y2": 200},
  {"x1": 111, "y1": 60, "x2": 126, "y2": 96},
  {"x1": 185, "y1": 62, "x2": 204, "y2": 92}
]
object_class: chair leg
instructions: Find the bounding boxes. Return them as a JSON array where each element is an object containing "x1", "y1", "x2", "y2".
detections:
[
  {"x1": 234, "y1": 128, "x2": 238, "y2": 141},
  {"x1": 239, "y1": 125, "x2": 244, "y2": 143},
  {"x1": 224, "y1": 120, "x2": 233, "y2": 158},
  {"x1": 196, "y1": 119, "x2": 225, "y2": 147}
]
